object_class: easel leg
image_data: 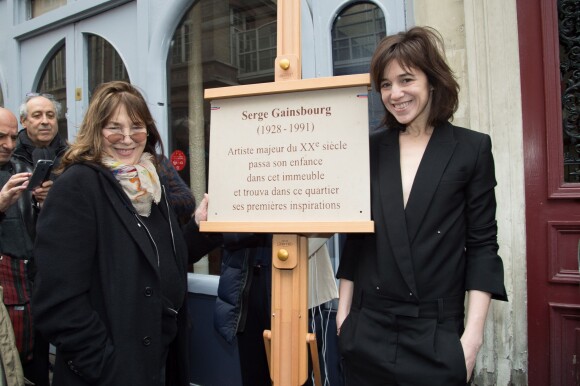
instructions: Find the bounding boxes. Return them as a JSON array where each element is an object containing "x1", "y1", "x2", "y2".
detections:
[
  {"x1": 265, "y1": 329, "x2": 323, "y2": 386},
  {"x1": 264, "y1": 330, "x2": 272, "y2": 384},
  {"x1": 268, "y1": 234, "x2": 326, "y2": 386},
  {"x1": 307, "y1": 333, "x2": 323, "y2": 386},
  {"x1": 270, "y1": 234, "x2": 308, "y2": 386}
]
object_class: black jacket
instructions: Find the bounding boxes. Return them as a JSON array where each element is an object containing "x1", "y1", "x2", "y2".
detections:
[
  {"x1": 0, "y1": 161, "x2": 35, "y2": 261},
  {"x1": 213, "y1": 234, "x2": 271, "y2": 343},
  {"x1": 338, "y1": 123, "x2": 507, "y2": 303},
  {"x1": 13, "y1": 129, "x2": 68, "y2": 169},
  {"x1": 12, "y1": 129, "x2": 67, "y2": 241},
  {"x1": 32, "y1": 162, "x2": 212, "y2": 385}
]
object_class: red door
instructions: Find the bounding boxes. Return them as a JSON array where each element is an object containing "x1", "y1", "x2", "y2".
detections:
[{"x1": 518, "y1": 0, "x2": 580, "y2": 385}]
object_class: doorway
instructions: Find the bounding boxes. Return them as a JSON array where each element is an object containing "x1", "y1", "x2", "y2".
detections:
[{"x1": 518, "y1": 0, "x2": 580, "y2": 384}]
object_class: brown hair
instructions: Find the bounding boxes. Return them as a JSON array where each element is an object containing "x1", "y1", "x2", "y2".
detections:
[
  {"x1": 59, "y1": 81, "x2": 163, "y2": 172},
  {"x1": 370, "y1": 26, "x2": 459, "y2": 131}
]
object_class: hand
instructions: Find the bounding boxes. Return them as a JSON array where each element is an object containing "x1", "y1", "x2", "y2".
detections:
[
  {"x1": 0, "y1": 172, "x2": 31, "y2": 212},
  {"x1": 335, "y1": 309, "x2": 348, "y2": 336},
  {"x1": 194, "y1": 193, "x2": 209, "y2": 226},
  {"x1": 461, "y1": 290, "x2": 490, "y2": 382},
  {"x1": 32, "y1": 179, "x2": 53, "y2": 206},
  {"x1": 336, "y1": 279, "x2": 354, "y2": 337},
  {"x1": 460, "y1": 331, "x2": 483, "y2": 382}
]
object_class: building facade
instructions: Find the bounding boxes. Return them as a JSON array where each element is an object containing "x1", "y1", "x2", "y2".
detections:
[{"x1": 1, "y1": 0, "x2": 576, "y2": 385}]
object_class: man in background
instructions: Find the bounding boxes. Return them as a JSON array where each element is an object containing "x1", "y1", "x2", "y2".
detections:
[
  {"x1": 0, "y1": 106, "x2": 52, "y2": 385},
  {"x1": 12, "y1": 93, "x2": 66, "y2": 386},
  {"x1": 15, "y1": 93, "x2": 67, "y2": 192}
]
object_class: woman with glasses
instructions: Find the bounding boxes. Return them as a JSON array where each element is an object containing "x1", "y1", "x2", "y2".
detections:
[{"x1": 31, "y1": 81, "x2": 216, "y2": 386}]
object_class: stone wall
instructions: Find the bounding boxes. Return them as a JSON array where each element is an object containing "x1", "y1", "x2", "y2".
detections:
[{"x1": 413, "y1": 1, "x2": 527, "y2": 384}]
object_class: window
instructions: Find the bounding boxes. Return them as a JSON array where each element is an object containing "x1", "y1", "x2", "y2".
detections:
[
  {"x1": 559, "y1": 0, "x2": 580, "y2": 182},
  {"x1": 332, "y1": 2, "x2": 386, "y2": 132},
  {"x1": 87, "y1": 34, "x2": 130, "y2": 100},
  {"x1": 29, "y1": 0, "x2": 66, "y2": 18},
  {"x1": 332, "y1": 2, "x2": 386, "y2": 76},
  {"x1": 37, "y1": 44, "x2": 67, "y2": 139},
  {"x1": 168, "y1": 0, "x2": 277, "y2": 274}
]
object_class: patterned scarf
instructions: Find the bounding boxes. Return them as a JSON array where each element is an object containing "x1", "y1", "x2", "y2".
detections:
[{"x1": 102, "y1": 152, "x2": 161, "y2": 217}]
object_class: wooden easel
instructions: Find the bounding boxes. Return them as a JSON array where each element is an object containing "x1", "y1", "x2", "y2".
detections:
[
  {"x1": 264, "y1": 234, "x2": 309, "y2": 386},
  {"x1": 266, "y1": 2, "x2": 310, "y2": 385},
  {"x1": 202, "y1": 1, "x2": 373, "y2": 384}
]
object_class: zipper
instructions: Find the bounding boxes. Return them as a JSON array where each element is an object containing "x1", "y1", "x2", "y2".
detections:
[
  {"x1": 132, "y1": 188, "x2": 177, "y2": 267},
  {"x1": 134, "y1": 214, "x2": 160, "y2": 267},
  {"x1": 235, "y1": 249, "x2": 252, "y2": 333},
  {"x1": 162, "y1": 186, "x2": 177, "y2": 257}
]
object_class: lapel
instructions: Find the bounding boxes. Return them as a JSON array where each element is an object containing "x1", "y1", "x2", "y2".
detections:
[
  {"x1": 98, "y1": 169, "x2": 161, "y2": 271},
  {"x1": 405, "y1": 122, "x2": 457, "y2": 243},
  {"x1": 375, "y1": 124, "x2": 457, "y2": 297},
  {"x1": 376, "y1": 128, "x2": 418, "y2": 296}
]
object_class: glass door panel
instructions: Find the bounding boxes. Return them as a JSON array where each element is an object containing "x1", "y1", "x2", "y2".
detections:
[
  {"x1": 37, "y1": 44, "x2": 68, "y2": 139},
  {"x1": 168, "y1": 0, "x2": 278, "y2": 275},
  {"x1": 86, "y1": 34, "x2": 130, "y2": 100}
]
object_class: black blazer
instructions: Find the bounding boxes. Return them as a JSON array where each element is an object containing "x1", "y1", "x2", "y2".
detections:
[{"x1": 338, "y1": 122, "x2": 507, "y2": 303}]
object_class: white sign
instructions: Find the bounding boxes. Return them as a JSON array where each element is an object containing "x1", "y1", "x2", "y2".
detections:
[{"x1": 207, "y1": 85, "x2": 370, "y2": 224}]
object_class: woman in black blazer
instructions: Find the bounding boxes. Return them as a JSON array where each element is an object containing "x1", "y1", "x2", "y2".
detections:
[
  {"x1": 32, "y1": 81, "x2": 213, "y2": 386},
  {"x1": 336, "y1": 27, "x2": 507, "y2": 386}
]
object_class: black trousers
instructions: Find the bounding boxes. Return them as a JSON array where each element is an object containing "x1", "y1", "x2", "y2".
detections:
[
  {"x1": 339, "y1": 292, "x2": 468, "y2": 386},
  {"x1": 237, "y1": 265, "x2": 271, "y2": 386}
]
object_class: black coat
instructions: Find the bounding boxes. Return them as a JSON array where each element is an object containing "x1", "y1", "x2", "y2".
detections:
[
  {"x1": 32, "y1": 163, "x2": 211, "y2": 386},
  {"x1": 213, "y1": 233, "x2": 271, "y2": 343}
]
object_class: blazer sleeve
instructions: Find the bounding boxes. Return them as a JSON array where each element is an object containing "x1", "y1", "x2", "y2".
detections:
[
  {"x1": 464, "y1": 134, "x2": 508, "y2": 301},
  {"x1": 182, "y1": 219, "x2": 223, "y2": 264},
  {"x1": 336, "y1": 233, "x2": 364, "y2": 281}
]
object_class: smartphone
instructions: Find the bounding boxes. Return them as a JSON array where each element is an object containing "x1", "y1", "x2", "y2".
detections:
[{"x1": 27, "y1": 159, "x2": 54, "y2": 191}]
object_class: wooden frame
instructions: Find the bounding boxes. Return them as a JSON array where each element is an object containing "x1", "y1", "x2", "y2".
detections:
[
  {"x1": 201, "y1": 73, "x2": 374, "y2": 234},
  {"x1": 205, "y1": 73, "x2": 370, "y2": 100}
]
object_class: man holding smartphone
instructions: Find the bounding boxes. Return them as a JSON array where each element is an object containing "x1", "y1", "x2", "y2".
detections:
[
  {"x1": 0, "y1": 106, "x2": 53, "y2": 385},
  {"x1": 0, "y1": 108, "x2": 32, "y2": 216},
  {"x1": 15, "y1": 93, "x2": 67, "y2": 211}
]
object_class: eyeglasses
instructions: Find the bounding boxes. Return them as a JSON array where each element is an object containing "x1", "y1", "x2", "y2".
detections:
[
  {"x1": 25, "y1": 92, "x2": 56, "y2": 101},
  {"x1": 104, "y1": 131, "x2": 149, "y2": 144}
]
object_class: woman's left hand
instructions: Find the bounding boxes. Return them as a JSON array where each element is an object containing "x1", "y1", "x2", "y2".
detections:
[
  {"x1": 460, "y1": 332, "x2": 482, "y2": 382},
  {"x1": 194, "y1": 193, "x2": 209, "y2": 226},
  {"x1": 461, "y1": 290, "x2": 491, "y2": 382}
]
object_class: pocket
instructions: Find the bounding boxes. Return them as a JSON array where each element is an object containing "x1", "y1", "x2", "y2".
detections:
[
  {"x1": 445, "y1": 321, "x2": 467, "y2": 384},
  {"x1": 453, "y1": 334, "x2": 468, "y2": 383},
  {"x1": 339, "y1": 308, "x2": 398, "y2": 367},
  {"x1": 337, "y1": 310, "x2": 356, "y2": 355}
]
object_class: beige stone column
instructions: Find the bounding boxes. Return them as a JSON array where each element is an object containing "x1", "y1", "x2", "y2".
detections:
[
  {"x1": 188, "y1": 3, "x2": 208, "y2": 274},
  {"x1": 463, "y1": 1, "x2": 527, "y2": 384},
  {"x1": 413, "y1": 0, "x2": 527, "y2": 384}
]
